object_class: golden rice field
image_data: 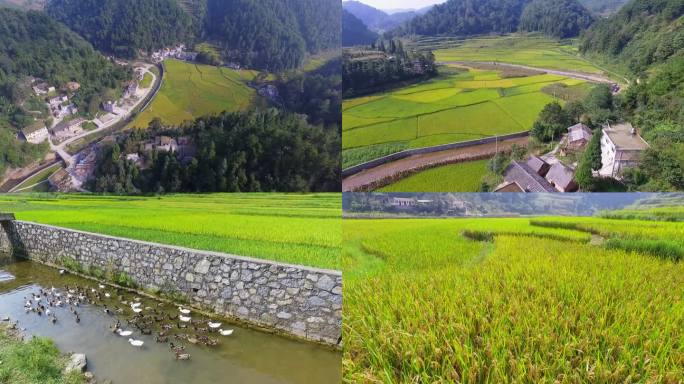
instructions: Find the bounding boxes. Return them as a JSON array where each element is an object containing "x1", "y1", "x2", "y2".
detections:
[
  {"x1": 131, "y1": 59, "x2": 259, "y2": 128},
  {"x1": 343, "y1": 216, "x2": 684, "y2": 382},
  {"x1": 0, "y1": 193, "x2": 341, "y2": 270},
  {"x1": 342, "y1": 65, "x2": 591, "y2": 168}
]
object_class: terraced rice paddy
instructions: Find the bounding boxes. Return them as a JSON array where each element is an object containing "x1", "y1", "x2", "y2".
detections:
[
  {"x1": 420, "y1": 35, "x2": 604, "y2": 74},
  {"x1": 131, "y1": 59, "x2": 259, "y2": 128},
  {"x1": 343, "y1": 66, "x2": 591, "y2": 167},
  {"x1": 0, "y1": 193, "x2": 341, "y2": 270},
  {"x1": 343, "y1": 215, "x2": 684, "y2": 382},
  {"x1": 378, "y1": 159, "x2": 489, "y2": 192}
]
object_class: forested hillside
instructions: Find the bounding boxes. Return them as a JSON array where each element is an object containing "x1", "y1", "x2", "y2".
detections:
[
  {"x1": 391, "y1": 0, "x2": 593, "y2": 39},
  {"x1": 580, "y1": 0, "x2": 684, "y2": 74},
  {"x1": 0, "y1": 8, "x2": 131, "y2": 175},
  {"x1": 343, "y1": 9, "x2": 378, "y2": 46},
  {"x1": 204, "y1": 0, "x2": 340, "y2": 71},
  {"x1": 90, "y1": 110, "x2": 341, "y2": 193},
  {"x1": 342, "y1": 1, "x2": 418, "y2": 32},
  {"x1": 45, "y1": 0, "x2": 192, "y2": 58},
  {"x1": 520, "y1": 0, "x2": 594, "y2": 38}
]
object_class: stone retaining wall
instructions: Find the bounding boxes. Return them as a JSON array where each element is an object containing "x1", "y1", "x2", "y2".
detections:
[{"x1": 2, "y1": 220, "x2": 342, "y2": 346}]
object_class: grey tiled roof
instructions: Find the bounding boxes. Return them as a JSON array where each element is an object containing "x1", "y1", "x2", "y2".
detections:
[{"x1": 503, "y1": 160, "x2": 556, "y2": 192}]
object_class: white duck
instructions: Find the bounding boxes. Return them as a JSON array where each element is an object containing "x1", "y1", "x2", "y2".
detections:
[
  {"x1": 179, "y1": 315, "x2": 191, "y2": 323},
  {"x1": 132, "y1": 307, "x2": 143, "y2": 314},
  {"x1": 99, "y1": 284, "x2": 106, "y2": 289},
  {"x1": 117, "y1": 329, "x2": 133, "y2": 337},
  {"x1": 104, "y1": 293, "x2": 111, "y2": 298},
  {"x1": 178, "y1": 307, "x2": 191, "y2": 315},
  {"x1": 130, "y1": 302, "x2": 142, "y2": 308},
  {"x1": 128, "y1": 339, "x2": 144, "y2": 347},
  {"x1": 218, "y1": 329, "x2": 234, "y2": 336},
  {"x1": 208, "y1": 322, "x2": 221, "y2": 329}
]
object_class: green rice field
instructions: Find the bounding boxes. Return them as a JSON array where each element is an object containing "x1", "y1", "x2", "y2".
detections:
[
  {"x1": 0, "y1": 193, "x2": 341, "y2": 270},
  {"x1": 131, "y1": 59, "x2": 259, "y2": 128},
  {"x1": 378, "y1": 160, "x2": 489, "y2": 192},
  {"x1": 342, "y1": 65, "x2": 591, "y2": 167},
  {"x1": 420, "y1": 35, "x2": 604, "y2": 74},
  {"x1": 343, "y1": 214, "x2": 684, "y2": 382}
]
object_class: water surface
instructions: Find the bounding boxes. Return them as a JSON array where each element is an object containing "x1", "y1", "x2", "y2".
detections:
[{"x1": 0, "y1": 258, "x2": 341, "y2": 384}]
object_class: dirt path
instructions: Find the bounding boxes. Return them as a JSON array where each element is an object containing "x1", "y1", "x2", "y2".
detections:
[
  {"x1": 342, "y1": 136, "x2": 529, "y2": 191},
  {"x1": 439, "y1": 61, "x2": 618, "y2": 85}
]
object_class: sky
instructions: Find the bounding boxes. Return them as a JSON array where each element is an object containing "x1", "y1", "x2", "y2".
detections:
[{"x1": 354, "y1": 0, "x2": 447, "y2": 11}]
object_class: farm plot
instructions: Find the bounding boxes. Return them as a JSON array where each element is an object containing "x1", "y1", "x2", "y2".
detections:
[
  {"x1": 343, "y1": 66, "x2": 585, "y2": 167},
  {"x1": 427, "y1": 35, "x2": 604, "y2": 74},
  {"x1": 131, "y1": 59, "x2": 259, "y2": 128},
  {"x1": 0, "y1": 193, "x2": 341, "y2": 270},
  {"x1": 378, "y1": 159, "x2": 489, "y2": 192},
  {"x1": 343, "y1": 216, "x2": 684, "y2": 382}
]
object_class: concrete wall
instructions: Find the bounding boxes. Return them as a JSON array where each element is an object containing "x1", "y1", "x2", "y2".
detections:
[
  {"x1": 3, "y1": 220, "x2": 342, "y2": 346},
  {"x1": 342, "y1": 131, "x2": 530, "y2": 178}
]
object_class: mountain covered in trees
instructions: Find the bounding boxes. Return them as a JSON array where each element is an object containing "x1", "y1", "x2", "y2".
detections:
[
  {"x1": 342, "y1": 1, "x2": 420, "y2": 32},
  {"x1": 343, "y1": 39, "x2": 437, "y2": 97},
  {"x1": 0, "y1": 8, "x2": 131, "y2": 175},
  {"x1": 520, "y1": 0, "x2": 594, "y2": 38},
  {"x1": 91, "y1": 110, "x2": 340, "y2": 193},
  {"x1": 203, "y1": 0, "x2": 340, "y2": 71},
  {"x1": 45, "y1": 0, "x2": 192, "y2": 59},
  {"x1": 580, "y1": 0, "x2": 684, "y2": 74},
  {"x1": 343, "y1": 9, "x2": 378, "y2": 46},
  {"x1": 391, "y1": 0, "x2": 594, "y2": 39}
]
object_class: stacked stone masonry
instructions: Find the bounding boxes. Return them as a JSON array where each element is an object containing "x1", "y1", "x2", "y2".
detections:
[{"x1": 3, "y1": 221, "x2": 342, "y2": 345}]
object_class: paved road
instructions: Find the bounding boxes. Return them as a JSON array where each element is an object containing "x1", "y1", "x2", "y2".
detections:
[
  {"x1": 342, "y1": 136, "x2": 530, "y2": 191},
  {"x1": 439, "y1": 61, "x2": 617, "y2": 85},
  {"x1": 50, "y1": 64, "x2": 159, "y2": 166}
]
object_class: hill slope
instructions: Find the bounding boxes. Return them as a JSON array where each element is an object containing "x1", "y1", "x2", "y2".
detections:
[
  {"x1": 204, "y1": 0, "x2": 340, "y2": 71},
  {"x1": 343, "y1": 9, "x2": 378, "y2": 46},
  {"x1": 580, "y1": 0, "x2": 684, "y2": 73},
  {"x1": 392, "y1": 0, "x2": 593, "y2": 39},
  {"x1": 343, "y1": 0, "x2": 418, "y2": 32},
  {"x1": 45, "y1": 0, "x2": 192, "y2": 58},
  {"x1": 0, "y1": 8, "x2": 130, "y2": 175}
]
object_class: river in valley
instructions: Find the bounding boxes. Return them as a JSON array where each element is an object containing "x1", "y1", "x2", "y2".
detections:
[{"x1": 0, "y1": 256, "x2": 341, "y2": 384}]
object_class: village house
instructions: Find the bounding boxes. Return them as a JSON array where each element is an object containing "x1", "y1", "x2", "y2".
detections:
[
  {"x1": 495, "y1": 157, "x2": 563, "y2": 193},
  {"x1": 48, "y1": 95, "x2": 68, "y2": 107},
  {"x1": 599, "y1": 122, "x2": 649, "y2": 178},
  {"x1": 33, "y1": 82, "x2": 55, "y2": 96},
  {"x1": 391, "y1": 197, "x2": 417, "y2": 208},
  {"x1": 102, "y1": 101, "x2": 116, "y2": 113},
  {"x1": 51, "y1": 118, "x2": 85, "y2": 139},
  {"x1": 21, "y1": 121, "x2": 49, "y2": 144},
  {"x1": 65, "y1": 82, "x2": 81, "y2": 92},
  {"x1": 545, "y1": 163, "x2": 579, "y2": 192},
  {"x1": 565, "y1": 123, "x2": 593, "y2": 152},
  {"x1": 123, "y1": 81, "x2": 139, "y2": 98}
]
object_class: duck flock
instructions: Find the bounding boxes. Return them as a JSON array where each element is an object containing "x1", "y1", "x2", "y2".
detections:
[{"x1": 18, "y1": 272, "x2": 235, "y2": 361}]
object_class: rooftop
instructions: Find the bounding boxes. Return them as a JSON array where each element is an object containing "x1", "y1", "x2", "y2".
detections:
[
  {"x1": 545, "y1": 163, "x2": 577, "y2": 191},
  {"x1": 604, "y1": 123, "x2": 649, "y2": 151},
  {"x1": 502, "y1": 160, "x2": 557, "y2": 193},
  {"x1": 22, "y1": 121, "x2": 46, "y2": 135},
  {"x1": 568, "y1": 123, "x2": 592, "y2": 143}
]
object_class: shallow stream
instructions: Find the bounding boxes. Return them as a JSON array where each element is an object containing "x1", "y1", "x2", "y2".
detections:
[{"x1": 0, "y1": 257, "x2": 341, "y2": 384}]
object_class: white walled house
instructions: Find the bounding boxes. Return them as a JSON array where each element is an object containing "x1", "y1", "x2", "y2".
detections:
[
  {"x1": 600, "y1": 123, "x2": 649, "y2": 178},
  {"x1": 22, "y1": 122, "x2": 49, "y2": 144}
]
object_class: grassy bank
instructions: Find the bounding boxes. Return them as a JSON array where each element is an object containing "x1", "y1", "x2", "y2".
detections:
[
  {"x1": 343, "y1": 216, "x2": 684, "y2": 382},
  {"x1": 378, "y1": 159, "x2": 489, "y2": 192},
  {"x1": 0, "y1": 193, "x2": 341, "y2": 270},
  {"x1": 0, "y1": 324, "x2": 84, "y2": 384}
]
